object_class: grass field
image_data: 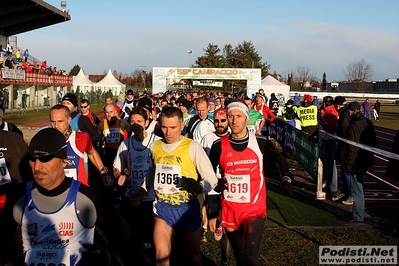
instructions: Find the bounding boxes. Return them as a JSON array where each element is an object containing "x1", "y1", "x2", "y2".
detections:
[{"x1": 3, "y1": 103, "x2": 399, "y2": 265}]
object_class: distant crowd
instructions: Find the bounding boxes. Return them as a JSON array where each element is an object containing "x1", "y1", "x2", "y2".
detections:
[{"x1": 0, "y1": 42, "x2": 67, "y2": 75}]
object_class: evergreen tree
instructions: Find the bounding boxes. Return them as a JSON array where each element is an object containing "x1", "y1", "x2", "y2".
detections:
[
  {"x1": 69, "y1": 64, "x2": 81, "y2": 76},
  {"x1": 322, "y1": 72, "x2": 327, "y2": 91},
  {"x1": 194, "y1": 43, "x2": 224, "y2": 68}
]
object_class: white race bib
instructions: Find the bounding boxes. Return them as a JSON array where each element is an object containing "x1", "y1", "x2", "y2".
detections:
[
  {"x1": 224, "y1": 173, "x2": 251, "y2": 203},
  {"x1": 0, "y1": 157, "x2": 11, "y2": 186},
  {"x1": 154, "y1": 164, "x2": 181, "y2": 194},
  {"x1": 64, "y1": 168, "x2": 77, "y2": 180},
  {"x1": 247, "y1": 125, "x2": 256, "y2": 133}
]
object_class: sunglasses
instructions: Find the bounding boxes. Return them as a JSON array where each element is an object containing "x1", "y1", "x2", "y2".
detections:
[
  {"x1": 80, "y1": 105, "x2": 88, "y2": 108},
  {"x1": 214, "y1": 119, "x2": 227, "y2": 123},
  {"x1": 27, "y1": 145, "x2": 67, "y2": 163}
]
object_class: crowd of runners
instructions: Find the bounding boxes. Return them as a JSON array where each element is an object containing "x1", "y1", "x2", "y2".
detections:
[{"x1": 0, "y1": 87, "x2": 378, "y2": 266}]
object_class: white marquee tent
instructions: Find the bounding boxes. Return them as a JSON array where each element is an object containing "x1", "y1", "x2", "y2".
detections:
[
  {"x1": 95, "y1": 69, "x2": 126, "y2": 96},
  {"x1": 72, "y1": 68, "x2": 93, "y2": 94},
  {"x1": 261, "y1": 75, "x2": 290, "y2": 115}
]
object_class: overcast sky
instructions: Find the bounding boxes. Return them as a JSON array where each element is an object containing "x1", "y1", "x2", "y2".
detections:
[{"x1": 17, "y1": 0, "x2": 399, "y2": 82}]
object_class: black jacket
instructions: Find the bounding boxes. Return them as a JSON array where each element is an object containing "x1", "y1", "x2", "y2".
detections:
[
  {"x1": 335, "y1": 105, "x2": 351, "y2": 162},
  {"x1": 344, "y1": 112, "x2": 377, "y2": 173}
]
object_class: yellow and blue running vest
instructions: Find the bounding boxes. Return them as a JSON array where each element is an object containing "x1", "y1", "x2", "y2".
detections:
[{"x1": 152, "y1": 137, "x2": 198, "y2": 205}]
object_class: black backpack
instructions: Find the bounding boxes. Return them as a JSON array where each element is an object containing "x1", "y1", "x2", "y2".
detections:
[{"x1": 284, "y1": 105, "x2": 296, "y2": 120}]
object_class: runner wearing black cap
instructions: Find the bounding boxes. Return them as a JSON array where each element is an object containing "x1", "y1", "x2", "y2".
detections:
[{"x1": 0, "y1": 128, "x2": 130, "y2": 266}]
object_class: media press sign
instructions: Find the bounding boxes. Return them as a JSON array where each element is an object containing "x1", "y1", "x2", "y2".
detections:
[{"x1": 268, "y1": 119, "x2": 318, "y2": 179}]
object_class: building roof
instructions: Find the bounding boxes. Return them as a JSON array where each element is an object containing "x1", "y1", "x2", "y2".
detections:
[{"x1": 0, "y1": 0, "x2": 71, "y2": 36}]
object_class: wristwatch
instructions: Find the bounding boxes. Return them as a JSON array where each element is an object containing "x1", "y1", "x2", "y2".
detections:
[
  {"x1": 100, "y1": 166, "x2": 108, "y2": 174},
  {"x1": 281, "y1": 176, "x2": 292, "y2": 183}
]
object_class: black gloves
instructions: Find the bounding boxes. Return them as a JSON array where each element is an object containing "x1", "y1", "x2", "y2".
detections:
[
  {"x1": 213, "y1": 178, "x2": 227, "y2": 193},
  {"x1": 81, "y1": 243, "x2": 111, "y2": 266},
  {"x1": 129, "y1": 187, "x2": 148, "y2": 207},
  {"x1": 124, "y1": 106, "x2": 132, "y2": 116},
  {"x1": 180, "y1": 176, "x2": 202, "y2": 197},
  {"x1": 266, "y1": 119, "x2": 272, "y2": 126},
  {"x1": 279, "y1": 176, "x2": 294, "y2": 195},
  {"x1": 101, "y1": 172, "x2": 114, "y2": 188},
  {"x1": 131, "y1": 123, "x2": 144, "y2": 142}
]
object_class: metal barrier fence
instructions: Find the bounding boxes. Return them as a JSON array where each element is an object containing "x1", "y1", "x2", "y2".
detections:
[{"x1": 269, "y1": 119, "x2": 399, "y2": 200}]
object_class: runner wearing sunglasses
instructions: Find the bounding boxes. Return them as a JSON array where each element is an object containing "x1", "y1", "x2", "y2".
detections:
[
  {"x1": 0, "y1": 128, "x2": 130, "y2": 266},
  {"x1": 200, "y1": 108, "x2": 232, "y2": 265}
]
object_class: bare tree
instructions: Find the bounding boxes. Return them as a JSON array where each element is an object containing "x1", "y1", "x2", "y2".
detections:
[
  {"x1": 287, "y1": 66, "x2": 317, "y2": 90},
  {"x1": 343, "y1": 58, "x2": 373, "y2": 91},
  {"x1": 343, "y1": 58, "x2": 373, "y2": 82}
]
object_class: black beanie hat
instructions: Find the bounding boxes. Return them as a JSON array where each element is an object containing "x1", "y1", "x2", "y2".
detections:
[
  {"x1": 61, "y1": 93, "x2": 78, "y2": 107},
  {"x1": 27, "y1": 128, "x2": 67, "y2": 159}
]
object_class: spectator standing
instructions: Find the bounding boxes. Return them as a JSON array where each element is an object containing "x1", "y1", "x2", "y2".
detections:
[
  {"x1": 312, "y1": 96, "x2": 320, "y2": 106},
  {"x1": 343, "y1": 102, "x2": 377, "y2": 222},
  {"x1": 14, "y1": 49, "x2": 21, "y2": 62},
  {"x1": 41, "y1": 60, "x2": 47, "y2": 71},
  {"x1": 362, "y1": 99, "x2": 371, "y2": 120},
  {"x1": 385, "y1": 129, "x2": 399, "y2": 180},
  {"x1": 296, "y1": 94, "x2": 318, "y2": 135},
  {"x1": 333, "y1": 96, "x2": 353, "y2": 205},
  {"x1": 269, "y1": 93, "x2": 279, "y2": 116},
  {"x1": 0, "y1": 128, "x2": 130, "y2": 266},
  {"x1": 23, "y1": 49, "x2": 29, "y2": 62},
  {"x1": 258, "y1": 88, "x2": 268, "y2": 103},
  {"x1": 2, "y1": 89, "x2": 8, "y2": 110},
  {"x1": 319, "y1": 96, "x2": 339, "y2": 198},
  {"x1": 281, "y1": 99, "x2": 297, "y2": 127},
  {"x1": 293, "y1": 93, "x2": 301, "y2": 107},
  {"x1": 373, "y1": 100, "x2": 381, "y2": 121},
  {"x1": 6, "y1": 42, "x2": 12, "y2": 57},
  {"x1": 56, "y1": 90, "x2": 62, "y2": 103}
]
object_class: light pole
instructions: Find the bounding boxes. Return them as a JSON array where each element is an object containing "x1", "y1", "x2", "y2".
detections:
[{"x1": 188, "y1": 50, "x2": 192, "y2": 67}]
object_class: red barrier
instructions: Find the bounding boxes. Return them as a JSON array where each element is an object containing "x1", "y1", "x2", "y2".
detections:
[{"x1": 0, "y1": 70, "x2": 72, "y2": 86}]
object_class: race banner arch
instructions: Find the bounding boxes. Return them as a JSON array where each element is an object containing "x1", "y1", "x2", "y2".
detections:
[{"x1": 152, "y1": 67, "x2": 261, "y2": 97}]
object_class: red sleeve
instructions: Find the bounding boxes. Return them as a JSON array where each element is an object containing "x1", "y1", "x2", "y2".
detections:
[
  {"x1": 85, "y1": 133, "x2": 93, "y2": 151},
  {"x1": 73, "y1": 132, "x2": 93, "y2": 153},
  {"x1": 263, "y1": 107, "x2": 275, "y2": 121},
  {"x1": 115, "y1": 104, "x2": 121, "y2": 115},
  {"x1": 123, "y1": 130, "x2": 129, "y2": 141}
]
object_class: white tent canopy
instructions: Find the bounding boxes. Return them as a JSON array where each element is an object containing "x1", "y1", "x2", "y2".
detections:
[
  {"x1": 261, "y1": 75, "x2": 290, "y2": 115},
  {"x1": 72, "y1": 68, "x2": 93, "y2": 94},
  {"x1": 95, "y1": 69, "x2": 126, "y2": 96}
]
